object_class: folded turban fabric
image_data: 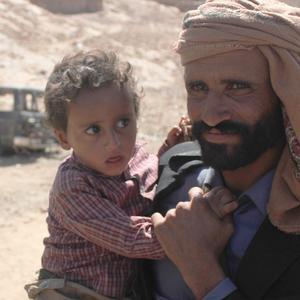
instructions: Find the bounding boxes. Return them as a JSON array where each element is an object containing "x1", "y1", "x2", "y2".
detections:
[{"x1": 175, "y1": 0, "x2": 300, "y2": 233}]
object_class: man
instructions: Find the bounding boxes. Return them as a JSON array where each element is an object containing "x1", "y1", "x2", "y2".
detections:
[{"x1": 151, "y1": 0, "x2": 300, "y2": 299}]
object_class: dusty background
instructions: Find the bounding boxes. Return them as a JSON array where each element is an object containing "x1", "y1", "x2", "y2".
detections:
[{"x1": 0, "y1": 0, "x2": 299, "y2": 299}]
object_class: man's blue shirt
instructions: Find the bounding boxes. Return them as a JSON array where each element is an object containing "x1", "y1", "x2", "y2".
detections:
[{"x1": 153, "y1": 166, "x2": 275, "y2": 300}]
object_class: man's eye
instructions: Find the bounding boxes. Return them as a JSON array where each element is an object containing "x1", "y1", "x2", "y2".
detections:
[
  {"x1": 116, "y1": 118, "x2": 130, "y2": 128},
  {"x1": 229, "y1": 82, "x2": 250, "y2": 90},
  {"x1": 85, "y1": 125, "x2": 100, "y2": 135},
  {"x1": 187, "y1": 81, "x2": 208, "y2": 92}
]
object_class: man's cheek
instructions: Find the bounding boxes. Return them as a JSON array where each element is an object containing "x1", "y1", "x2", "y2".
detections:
[{"x1": 187, "y1": 101, "x2": 201, "y2": 120}]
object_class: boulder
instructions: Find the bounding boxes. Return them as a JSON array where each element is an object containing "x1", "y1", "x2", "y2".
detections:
[
  {"x1": 151, "y1": 0, "x2": 203, "y2": 12},
  {"x1": 29, "y1": 0, "x2": 103, "y2": 14}
]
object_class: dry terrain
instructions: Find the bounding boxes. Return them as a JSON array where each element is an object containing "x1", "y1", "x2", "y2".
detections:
[{"x1": 1, "y1": 0, "x2": 300, "y2": 299}]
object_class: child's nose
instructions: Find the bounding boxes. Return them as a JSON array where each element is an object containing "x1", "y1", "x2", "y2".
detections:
[{"x1": 105, "y1": 129, "x2": 121, "y2": 150}]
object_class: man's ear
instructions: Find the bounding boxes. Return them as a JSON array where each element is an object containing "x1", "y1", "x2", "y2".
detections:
[{"x1": 54, "y1": 129, "x2": 71, "y2": 150}]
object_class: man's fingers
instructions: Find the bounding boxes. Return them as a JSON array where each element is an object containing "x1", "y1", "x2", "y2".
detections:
[
  {"x1": 212, "y1": 200, "x2": 238, "y2": 218},
  {"x1": 188, "y1": 186, "x2": 204, "y2": 201},
  {"x1": 223, "y1": 201, "x2": 239, "y2": 214},
  {"x1": 151, "y1": 212, "x2": 165, "y2": 228},
  {"x1": 205, "y1": 186, "x2": 232, "y2": 202},
  {"x1": 204, "y1": 187, "x2": 238, "y2": 218}
]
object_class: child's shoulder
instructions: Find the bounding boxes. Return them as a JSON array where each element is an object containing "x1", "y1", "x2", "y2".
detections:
[
  {"x1": 126, "y1": 143, "x2": 158, "y2": 195},
  {"x1": 53, "y1": 155, "x2": 94, "y2": 192},
  {"x1": 128, "y1": 142, "x2": 158, "y2": 171},
  {"x1": 57, "y1": 154, "x2": 84, "y2": 174}
]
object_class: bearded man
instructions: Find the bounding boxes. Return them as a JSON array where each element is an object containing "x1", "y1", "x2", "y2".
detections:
[{"x1": 151, "y1": 1, "x2": 300, "y2": 299}]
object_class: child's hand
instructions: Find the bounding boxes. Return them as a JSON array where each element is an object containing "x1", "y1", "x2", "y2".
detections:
[
  {"x1": 178, "y1": 116, "x2": 192, "y2": 142},
  {"x1": 166, "y1": 116, "x2": 192, "y2": 148},
  {"x1": 165, "y1": 125, "x2": 183, "y2": 148},
  {"x1": 203, "y1": 186, "x2": 238, "y2": 218}
]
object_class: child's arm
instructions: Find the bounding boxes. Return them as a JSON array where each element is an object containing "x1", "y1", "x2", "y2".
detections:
[{"x1": 53, "y1": 179, "x2": 164, "y2": 260}]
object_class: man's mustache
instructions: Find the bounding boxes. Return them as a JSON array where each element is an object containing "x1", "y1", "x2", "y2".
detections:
[{"x1": 192, "y1": 120, "x2": 250, "y2": 137}]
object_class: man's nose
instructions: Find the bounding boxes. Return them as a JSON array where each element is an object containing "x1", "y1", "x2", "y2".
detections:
[
  {"x1": 200, "y1": 92, "x2": 231, "y2": 127},
  {"x1": 104, "y1": 129, "x2": 121, "y2": 150}
]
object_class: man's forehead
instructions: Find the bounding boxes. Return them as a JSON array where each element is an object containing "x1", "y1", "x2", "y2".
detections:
[{"x1": 184, "y1": 49, "x2": 269, "y2": 81}]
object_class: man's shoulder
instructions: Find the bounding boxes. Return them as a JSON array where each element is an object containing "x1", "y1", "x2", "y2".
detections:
[
  {"x1": 154, "y1": 141, "x2": 203, "y2": 202},
  {"x1": 159, "y1": 141, "x2": 202, "y2": 169}
]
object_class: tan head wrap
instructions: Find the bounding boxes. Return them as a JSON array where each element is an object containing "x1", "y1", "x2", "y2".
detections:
[{"x1": 176, "y1": 0, "x2": 300, "y2": 233}]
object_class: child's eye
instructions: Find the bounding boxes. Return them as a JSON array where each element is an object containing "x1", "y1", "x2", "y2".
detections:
[
  {"x1": 85, "y1": 125, "x2": 101, "y2": 135},
  {"x1": 116, "y1": 118, "x2": 130, "y2": 128}
]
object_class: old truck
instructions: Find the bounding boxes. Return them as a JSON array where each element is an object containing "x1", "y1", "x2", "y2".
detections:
[{"x1": 0, "y1": 86, "x2": 57, "y2": 153}]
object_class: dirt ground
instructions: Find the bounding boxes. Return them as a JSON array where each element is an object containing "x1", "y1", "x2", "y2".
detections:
[
  {"x1": 1, "y1": 0, "x2": 300, "y2": 299},
  {"x1": 0, "y1": 151, "x2": 62, "y2": 299}
]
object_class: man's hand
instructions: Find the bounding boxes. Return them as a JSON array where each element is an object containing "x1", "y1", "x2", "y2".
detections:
[
  {"x1": 152, "y1": 187, "x2": 235, "y2": 299},
  {"x1": 204, "y1": 186, "x2": 238, "y2": 219}
]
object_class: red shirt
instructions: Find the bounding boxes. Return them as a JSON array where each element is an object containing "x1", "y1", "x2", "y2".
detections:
[{"x1": 42, "y1": 144, "x2": 164, "y2": 298}]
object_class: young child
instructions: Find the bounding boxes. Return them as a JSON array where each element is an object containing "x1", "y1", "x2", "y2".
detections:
[{"x1": 25, "y1": 50, "x2": 237, "y2": 300}]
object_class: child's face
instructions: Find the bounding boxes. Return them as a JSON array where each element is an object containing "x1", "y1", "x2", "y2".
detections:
[{"x1": 55, "y1": 86, "x2": 137, "y2": 176}]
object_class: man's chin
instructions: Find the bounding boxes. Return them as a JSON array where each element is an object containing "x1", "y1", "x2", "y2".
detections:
[{"x1": 197, "y1": 139, "x2": 254, "y2": 170}]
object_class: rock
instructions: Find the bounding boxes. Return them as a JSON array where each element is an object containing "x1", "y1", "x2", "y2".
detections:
[
  {"x1": 150, "y1": 0, "x2": 203, "y2": 12},
  {"x1": 29, "y1": 0, "x2": 103, "y2": 14}
]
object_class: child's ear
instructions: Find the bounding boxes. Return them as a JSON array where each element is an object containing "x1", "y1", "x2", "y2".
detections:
[{"x1": 54, "y1": 129, "x2": 71, "y2": 150}]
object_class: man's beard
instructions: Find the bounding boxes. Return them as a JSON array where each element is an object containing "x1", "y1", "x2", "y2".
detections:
[{"x1": 192, "y1": 105, "x2": 285, "y2": 170}]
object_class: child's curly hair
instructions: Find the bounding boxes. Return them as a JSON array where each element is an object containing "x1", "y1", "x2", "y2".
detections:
[{"x1": 44, "y1": 50, "x2": 141, "y2": 131}]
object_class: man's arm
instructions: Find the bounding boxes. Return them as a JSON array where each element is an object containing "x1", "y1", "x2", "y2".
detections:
[{"x1": 152, "y1": 187, "x2": 234, "y2": 299}]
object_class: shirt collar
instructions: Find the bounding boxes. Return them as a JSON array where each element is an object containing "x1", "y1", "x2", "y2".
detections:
[
  {"x1": 199, "y1": 167, "x2": 275, "y2": 216},
  {"x1": 241, "y1": 169, "x2": 275, "y2": 215}
]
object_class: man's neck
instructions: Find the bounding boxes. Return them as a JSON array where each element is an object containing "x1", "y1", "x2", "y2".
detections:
[{"x1": 221, "y1": 142, "x2": 285, "y2": 194}]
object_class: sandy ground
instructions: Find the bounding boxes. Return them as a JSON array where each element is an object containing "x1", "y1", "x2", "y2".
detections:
[{"x1": 0, "y1": 152, "x2": 63, "y2": 300}]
